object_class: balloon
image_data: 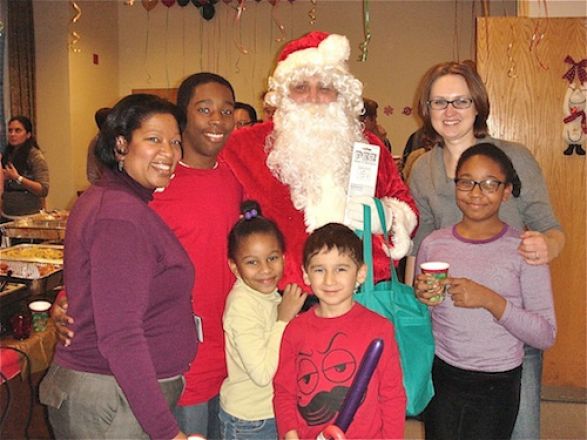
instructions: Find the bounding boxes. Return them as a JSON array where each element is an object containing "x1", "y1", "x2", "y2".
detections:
[
  {"x1": 201, "y1": 3, "x2": 215, "y2": 19},
  {"x1": 177, "y1": 0, "x2": 190, "y2": 5},
  {"x1": 191, "y1": 0, "x2": 208, "y2": 6},
  {"x1": 142, "y1": 0, "x2": 158, "y2": 11},
  {"x1": 268, "y1": 0, "x2": 277, "y2": 5},
  {"x1": 162, "y1": 0, "x2": 175, "y2": 6}
]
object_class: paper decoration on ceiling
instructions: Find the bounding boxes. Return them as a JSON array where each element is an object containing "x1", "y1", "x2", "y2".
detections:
[
  {"x1": 270, "y1": 0, "x2": 287, "y2": 43},
  {"x1": 383, "y1": 105, "x2": 393, "y2": 116},
  {"x1": 506, "y1": 24, "x2": 517, "y2": 79},
  {"x1": 308, "y1": 0, "x2": 317, "y2": 25},
  {"x1": 69, "y1": 1, "x2": 81, "y2": 53},
  {"x1": 357, "y1": 0, "x2": 371, "y2": 62}
]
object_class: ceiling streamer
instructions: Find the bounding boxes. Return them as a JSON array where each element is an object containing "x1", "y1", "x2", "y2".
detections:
[
  {"x1": 357, "y1": 0, "x2": 371, "y2": 62},
  {"x1": 69, "y1": 1, "x2": 81, "y2": 53}
]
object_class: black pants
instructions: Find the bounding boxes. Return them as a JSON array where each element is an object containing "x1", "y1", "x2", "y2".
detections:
[{"x1": 424, "y1": 356, "x2": 522, "y2": 440}]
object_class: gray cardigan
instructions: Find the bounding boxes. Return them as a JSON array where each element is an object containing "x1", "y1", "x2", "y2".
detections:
[
  {"x1": 408, "y1": 136, "x2": 561, "y2": 254},
  {"x1": 2, "y1": 147, "x2": 50, "y2": 217}
]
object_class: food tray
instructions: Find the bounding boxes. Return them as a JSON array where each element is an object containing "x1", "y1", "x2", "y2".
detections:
[
  {"x1": 0, "y1": 261, "x2": 62, "y2": 279},
  {"x1": 0, "y1": 261, "x2": 63, "y2": 297},
  {"x1": 0, "y1": 244, "x2": 64, "y2": 265},
  {"x1": 1, "y1": 211, "x2": 68, "y2": 240},
  {"x1": 0, "y1": 282, "x2": 27, "y2": 299}
]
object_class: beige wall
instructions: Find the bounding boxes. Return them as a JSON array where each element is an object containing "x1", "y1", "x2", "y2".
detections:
[
  {"x1": 116, "y1": 0, "x2": 514, "y2": 150},
  {"x1": 34, "y1": 0, "x2": 515, "y2": 210},
  {"x1": 34, "y1": 0, "x2": 119, "y2": 211}
]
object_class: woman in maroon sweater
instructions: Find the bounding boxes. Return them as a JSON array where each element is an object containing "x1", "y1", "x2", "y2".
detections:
[{"x1": 40, "y1": 94, "x2": 197, "y2": 440}]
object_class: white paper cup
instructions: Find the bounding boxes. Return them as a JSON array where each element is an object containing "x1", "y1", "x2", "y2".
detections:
[{"x1": 29, "y1": 300, "x2": 52, "y2": 332}]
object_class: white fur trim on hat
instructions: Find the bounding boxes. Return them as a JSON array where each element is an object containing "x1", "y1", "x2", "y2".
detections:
[{"x1": 273, "y1": 34, "x2": 351, "y2": 79}]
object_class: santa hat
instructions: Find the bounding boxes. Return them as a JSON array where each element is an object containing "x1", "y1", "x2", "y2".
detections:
[{"x1": 272, "y1": 32, "x2": 351, "y2": 79}]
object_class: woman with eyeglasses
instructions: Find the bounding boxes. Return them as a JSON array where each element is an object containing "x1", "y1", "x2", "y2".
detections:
[
  {"x1": 413, "y1": 143, "x2": 556, "y2": 440},
  {"x1": 407, "y1": 62, "x2": 564, "y2": 440},
  {"x1": 234, "y1": 102, "x2": 258, "y2": 129}
]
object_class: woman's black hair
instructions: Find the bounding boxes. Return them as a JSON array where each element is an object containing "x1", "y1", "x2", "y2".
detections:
[
  {"x1": 228, "y1": 200, "x2": 285, "y2": 260},
  {"x1": 95, "y1": 94, "x2": 185, "y2": 170},
  {"x1": 234, "y1": 102, "x2": 258, "y2": 123},
  {"x1": 456, "y1": 143, "x2": 522, "y2": 197},
  {"x1": 2, "y1": 116, "x2": 39, "y2": 169}
]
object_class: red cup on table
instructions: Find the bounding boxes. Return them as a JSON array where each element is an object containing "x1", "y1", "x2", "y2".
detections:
[
  {"x1": 420, "y1": 261, "x2": 449, "y2": 304},
  {"x1": 10, "y1": 312, "x2": 32, "y2": 340}
]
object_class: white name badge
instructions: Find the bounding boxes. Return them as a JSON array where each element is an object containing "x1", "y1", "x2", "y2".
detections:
[{"x1": 194, "y1": 315, "x2": 204, "y2": 343}]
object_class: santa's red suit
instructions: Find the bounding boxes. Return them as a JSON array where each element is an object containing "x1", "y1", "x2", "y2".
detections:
[{"x1": 220, "y1": 121, "x2": 417, "y2": 290}]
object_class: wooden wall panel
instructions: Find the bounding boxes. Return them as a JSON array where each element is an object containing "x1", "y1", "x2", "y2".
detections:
[
  {"x1": 132, "y1": 88, "x2": 178, "y2": 103},
  {"x1": 477, "y1": 17, "x2": 586, "y2": 388}
]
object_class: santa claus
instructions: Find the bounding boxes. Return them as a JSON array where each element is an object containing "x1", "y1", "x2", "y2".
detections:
[{"x1": 221, "y1": 32, "x2": 418, "y2": 289}]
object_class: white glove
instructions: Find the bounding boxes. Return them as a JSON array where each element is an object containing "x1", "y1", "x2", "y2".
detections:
[{"x1": 344, "y1": 196, "x2": 391, "y2": 234}]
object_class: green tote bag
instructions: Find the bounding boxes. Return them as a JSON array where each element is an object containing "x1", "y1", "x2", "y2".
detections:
[{"x1": 353, "y1": 200, "x2": 435, "y2": 416}]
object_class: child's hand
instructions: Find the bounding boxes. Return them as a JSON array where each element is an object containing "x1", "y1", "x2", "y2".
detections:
[
  {"x1": 414, "y1": 274, "x2": 445, "y2": 306},
  {"x1": 277, "y1": 284, "x2": 307, "y2": 323},
  {"x1": 446, "y1": 277, "x2": 506, "y2": 319}
]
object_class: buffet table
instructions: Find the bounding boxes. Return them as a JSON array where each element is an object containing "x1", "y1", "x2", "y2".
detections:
[
  {"x1": 1, "y1": 319, "x2": 57, "y2": 376},
  {"x1": 0, "y1": 320, "x2": 57, "y2": 439}
]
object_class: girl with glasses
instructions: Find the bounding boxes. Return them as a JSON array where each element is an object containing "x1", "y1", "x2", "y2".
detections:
[
  {"x1": 414, "y1": 143, "x2": 556, "y2": 440},
  {"x1": 407, "y1": 61, "x2": 564, "y2": 440}
]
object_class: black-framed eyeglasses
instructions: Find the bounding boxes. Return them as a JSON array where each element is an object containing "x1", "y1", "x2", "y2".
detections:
[
  {"x1": 427, "y1": 97, "x2": 474, "y2": 110},
  {"x1": 454, "y1": 178, "x2": 506, "y2": 193},
  {"x1": 236, "y1": 120, "x2": 254, "y2": 128}
]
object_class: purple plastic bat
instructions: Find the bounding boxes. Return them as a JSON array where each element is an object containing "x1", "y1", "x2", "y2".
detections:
[{"x1": 334, "y1": 338, "x2": 384, "y2": 432}]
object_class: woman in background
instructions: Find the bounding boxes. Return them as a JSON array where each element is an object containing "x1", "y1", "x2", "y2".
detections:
[
  {"x1": 1, "y1": 116, "x2": 49, "y2": 220},
  {"x1": 40, "y1": 94, "x2": 197, "y2": 439}
]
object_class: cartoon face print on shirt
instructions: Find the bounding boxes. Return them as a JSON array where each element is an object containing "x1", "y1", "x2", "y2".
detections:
[{"x1": 296, "y1": 332, "x2": 358, "y2": 426}]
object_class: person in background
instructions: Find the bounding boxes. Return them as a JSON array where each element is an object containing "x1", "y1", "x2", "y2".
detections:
[
  {"x1": 400, "y1": 127, "x2": 427, "y2": 179},
  {"x1": 361, "y1": 97, "x2": 393, "y2": 152},
  {"x1": 39, "y1": 94, "x2": 196, "y2": 440},
  {"x1": 415, "y1": 143, "x2": 556, "y2": 440},
  {"x1": 52, "y1": 73, "x2": 243, "y2": 439},
  {"x1": 219, "y1": 200, "x2": 306, "y2": 439},
  {"x1": 1, "y1": 116, "x2": 49, "y2": 220},
  {"x1": 408, "y1": 61, "x2": 565, "y2": 440},
  {"x1": 259, "y1": 90, "x2": 276, "y2": 122},
  {"x1": 234, "y1": 102, "x2": 258, "y2": 129},
  {"x1": 273, "y1": 223, "x2": 406, "y2": 439},
  {"x1": 86, "y1": 107, "x2": 111, "y2": 185}
]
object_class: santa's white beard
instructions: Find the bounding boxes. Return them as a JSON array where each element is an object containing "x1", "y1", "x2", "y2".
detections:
[{"x1": 266, "y1": 98, "x2": 365, "y2": 231}]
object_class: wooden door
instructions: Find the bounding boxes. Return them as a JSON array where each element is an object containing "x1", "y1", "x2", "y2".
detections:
[{"x1": 477, "y1": 17, "x2": 586, "y2": 388}]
